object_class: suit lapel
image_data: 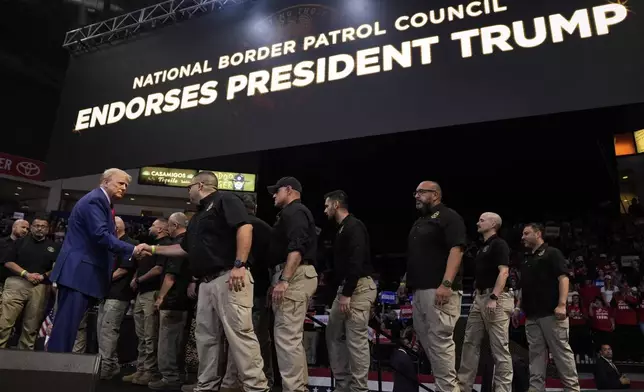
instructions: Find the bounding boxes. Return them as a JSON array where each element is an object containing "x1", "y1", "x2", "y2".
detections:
[{"x1": 93, "y1": 188, "x2": 115, "y2": 234}]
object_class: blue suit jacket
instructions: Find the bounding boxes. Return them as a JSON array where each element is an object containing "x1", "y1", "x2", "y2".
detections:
[{"x1": 51, "y1": 188, "x2": 135, "y2": 299}]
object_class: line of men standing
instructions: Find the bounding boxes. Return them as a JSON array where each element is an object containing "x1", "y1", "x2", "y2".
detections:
[{"x1": 40, "y1": 167, "x2": 581, "y2": 392}]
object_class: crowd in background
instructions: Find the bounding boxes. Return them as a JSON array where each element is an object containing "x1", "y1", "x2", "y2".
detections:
[{"x1": 1, "y1": 205, "x2": 644, "y2": 371}]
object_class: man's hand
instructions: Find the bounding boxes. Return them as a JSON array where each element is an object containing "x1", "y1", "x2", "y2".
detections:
[
  {"x1": 154, "y1": 296, "x2": 164, "y2": 311},
  {"x1": 620, "y1": 375, "x2": 630, "y2": 385},
  {"x1": 554, "y1": 304, "x2": 567, "y2": 320},
  {"x1": 26, "y1": 273, "x2": 42, "y2": 285},
  {"x1": 338, "y1": 295, "x2": 351, "y2": 315},
  {"x1": 228, "y1": 267, "x2": 246, "y2": 292},
  {"x1": 435, "y1": 284, "x2": 452, "y2": 306},
  {"x1": 272, "y1": 281, "x2": 289, "y2": 304},
  {"x1": 130, "y1": 278, "x2": 138, "y2": 291},
  {"x1": 134, "y1": 243, "x2": 153, "y2": 258},
  {"x1": 187, "y1": 282, "x2": 197, "y2": 299},
  {"x1": 486, "y1": 299, "x2": 498, "y2": 315}
]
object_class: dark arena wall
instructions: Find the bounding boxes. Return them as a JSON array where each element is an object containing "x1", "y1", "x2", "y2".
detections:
[{"x1": 47, "y1": 0, "x2": 644, "y2": 179}]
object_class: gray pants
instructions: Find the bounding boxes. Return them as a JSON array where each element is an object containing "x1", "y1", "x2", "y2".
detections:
[
  {"x1": 97, "y1": 299, "x2": 129, "y2": 374},
  {"x1": 159, "y1": 310, "x2": 188, "y2": 383},
  {"x1": 134, "y1": 291, "x2": 159, "y2": 374},
  {"x1": 525, "y1": 316, "x2": 580, "y2": 392}
]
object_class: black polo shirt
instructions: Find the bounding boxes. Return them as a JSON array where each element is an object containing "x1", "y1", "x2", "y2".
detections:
[
  {"x1": 248, "y1": 215, "x2": 273, "y2": 297},
  {"x1": 181, "y1": 191, "x2": 250, "y2": 278},
  {"x1": 3, "y1": 235, "x2": 59, "y2": 277},
  {"x1": 406, "y1": 203, "x2": 466, "y2": 290},
  {"x1": 107, "y1": 235, "x2": 139, "y2": 301},
  {"x1": 520, "y1": 243, "x2": 569, "y2": 319},
  {"x1": 137, "y1": 236, "x2": 172, "y2": 293},
  {"x1": 333, "y1": 214, "x2": 373, "y2": 297},
  {"x1": 474, "y1": 235, "x2": 510, "y2": 291},
  {"x1": 0, "y1": 236, "x2": 16, "y2": 284},
  {"x1": 161, "y1": 233, "x2": 192, "y2": 311},
  {"x1": 268, "y1": 199, "x2": 317, "y2": 268}
]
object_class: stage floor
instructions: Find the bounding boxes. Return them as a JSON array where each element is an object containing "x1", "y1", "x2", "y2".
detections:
[{"x1": 95, "y1": 368, "x2": 644, "y2": 392}]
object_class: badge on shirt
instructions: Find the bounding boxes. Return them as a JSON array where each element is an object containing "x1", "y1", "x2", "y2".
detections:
[
  {"x1": 338, "y1": 225, "x2": 344, "y2": 234},
  {"x1": 47, "y1": 246, "x2": 55, "y2": 253},
  {"x1": 430, "y1": 211, "x2": 440, "y2": 219},
  {"x1": 206, "y1": 202, "x2": 214, "y2": 212},
  {"x1": 538, "y1": 249, "x2": 545, "y2": 257},
  {"x1": 482, "y1": 245, "x2": 489, "y2": 253}
]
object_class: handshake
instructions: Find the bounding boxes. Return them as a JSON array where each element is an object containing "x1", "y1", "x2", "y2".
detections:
[{"x1": 133, "y1": 243, "x2": 155, "y2": 259}]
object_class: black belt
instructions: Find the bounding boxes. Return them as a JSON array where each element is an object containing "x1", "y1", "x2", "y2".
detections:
[{"x1": 200, "y1": 269, "x2": 229, "y2": 283}]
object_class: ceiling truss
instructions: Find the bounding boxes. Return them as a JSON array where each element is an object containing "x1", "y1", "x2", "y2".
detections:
[{"x1": 63, "y1": 0, "x2": 249, "y2": 54}]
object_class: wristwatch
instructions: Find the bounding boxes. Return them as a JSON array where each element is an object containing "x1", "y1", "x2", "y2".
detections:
[
  {"x1": 489, "y1": 293, "x2": 499, "y2": 301},
  {"x1": 278, "y1": 274, "x2": 290, "y2": 283},
  {"x1": 441, "y1": 279, "x2": 452, "y2": 288},
  {"x1": 233, "y1": 260, "x2": 246, "y2": 269}
]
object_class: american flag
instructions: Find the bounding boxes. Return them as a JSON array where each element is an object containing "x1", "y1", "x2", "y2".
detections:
[{"x1": 39, "y1": 305, "x2": 55, "y2": 339}]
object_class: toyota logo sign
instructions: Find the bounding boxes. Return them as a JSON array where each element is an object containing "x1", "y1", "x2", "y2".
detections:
[
  {"x1": 0, "y1": 152, "x2": 45, "y2": 181},
  {"x1": 16, "y1": 161, "x2": 41, "y2": 177}
]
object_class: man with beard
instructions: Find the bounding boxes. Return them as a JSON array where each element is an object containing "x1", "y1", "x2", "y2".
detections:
[
  {"x1": 0, "y1": 220, "x2": 30, "y2": 312},
  {"x1": 458, "y1": 212, "x2": 513, "y2": 392},
  {"x1": 397, "y1": 181, "x2": 466, "y2": 392},
  {"x1": 323, "y1": 190, "x2": 376, "y2": 392},
  {"x1": 137, "y1": 171, "x2": 269, "y2": 392},
  {"x1": 267, "y1": 177, "x2": 319, "y2": 392},
  {"x1": 513, "y1": 224, "x2": 579, "y2": 392},
  {"x1": 123, "y1": 218, "x2": 169, "y2": 385},
  {"x1": 97, "y1": 216, "x2": 139, "y2": 379},
  {"x1": 0, "y1": 216, "x2": 59, "y2": 349}
]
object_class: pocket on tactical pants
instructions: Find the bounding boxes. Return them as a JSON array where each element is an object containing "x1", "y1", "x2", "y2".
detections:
[
  {"x1": 433, "y1": 292, "x2": 461, "y2": 318},
  {"x1": 555, "y1": 317, "x2": 570, "y2": 342}
]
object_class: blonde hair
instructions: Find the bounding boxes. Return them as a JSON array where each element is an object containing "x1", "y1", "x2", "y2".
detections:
[{"x1": 101, "y1": 168, "x2": 132, "y2": 184}]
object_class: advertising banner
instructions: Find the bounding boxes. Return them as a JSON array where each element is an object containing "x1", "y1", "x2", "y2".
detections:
[
  {"x1": 139, "y1": 166, "x2": 257, "y2": 191},
  {"x1": 47, "y1": 0, "x2": 644, "y2": 178},
  {"x1": 0, "y1": 152, "x2": 46, "y2": 181}
]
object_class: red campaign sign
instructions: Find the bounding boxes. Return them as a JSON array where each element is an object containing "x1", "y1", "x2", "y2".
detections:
[
  {"x1": 400, "y1": 305, "x2": 413, "y2": 319},
  {"x1": 0, "y1": 152, "x2": 45, "y2": 181}
]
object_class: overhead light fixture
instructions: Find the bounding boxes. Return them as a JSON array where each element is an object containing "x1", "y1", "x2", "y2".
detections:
[
  {"x1": 622, "y1": 175, "x2": 629, "y2": 180},
  {"x1": 16, "y1": 186, "x2": 22, "y2": 190},
  {"x1": 14, "y1": 193, "x2": 19, "y2": 196},
  {"x1": 64, "y1": 192, "x2": 70, "y2": 196},
  {"x1": 186, "y1": 202, "x2": 191, "y2": 205},
  {"x1": 130, "y1": 197, "x2": 136, "y2": 201}
]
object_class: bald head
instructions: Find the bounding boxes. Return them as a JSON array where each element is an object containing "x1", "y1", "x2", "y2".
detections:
[
  {"x1": 114, "y1": 216, "x2": 126, "y2": 238},
  {"x1": 477, "y1": 212, "x2": 502, "y2": 237},
  {"x1": 415, "y1": 181, "x2": 442, "y2": 210},
  {"x1": 12, "y1": 219, "x2": 29, "y2": 239},
  {"x1": 168, "y1": 212, "x2": 189, "y2": 237}
]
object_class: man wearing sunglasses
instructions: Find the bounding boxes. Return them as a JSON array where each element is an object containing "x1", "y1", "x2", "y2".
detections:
[
  {"x1": 398, "y1": 181, "x2": 466, "y2": 392},
  {"x1": 138, "y1": 171, "x2": 269, "y2": 392}
]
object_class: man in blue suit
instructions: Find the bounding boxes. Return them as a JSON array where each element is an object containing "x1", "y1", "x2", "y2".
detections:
[{"x1": 49, "y1": 168, "x2": 148, "y2": 353}]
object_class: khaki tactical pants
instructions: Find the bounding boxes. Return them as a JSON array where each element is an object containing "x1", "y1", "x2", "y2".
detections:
[
  {"x1": 0, "y1": 277, "x2": 49, "y2": 350},
  {"x1": 134, "y1": 291, "x2": 159, "y2": 374},
  {"x1": 326, "y1": 277, "x2": 377, "y2": 392},
  {"x1": 525, "y1": 316, "x2": 580, "y2": 392},
  {"x1": 413, "y1": 288, "x2": 462, "y2": 392},
  {"x1": 195, "y1": 270, "x2": 268, "y2": 392},
  {"x1": 458, "y1": 292, "x2": 514, "y2": 392},
  {"x1": 223, "y1": 295, "x2": 275, "y2": 389},
  {"x1": 272, "y1": 265, "x2": 318, "y2": 392}
]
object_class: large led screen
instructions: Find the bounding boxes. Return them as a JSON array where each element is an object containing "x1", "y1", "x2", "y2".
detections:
[{"x1": 47, "y1": 0, "x2": 644, "y2": 178}]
